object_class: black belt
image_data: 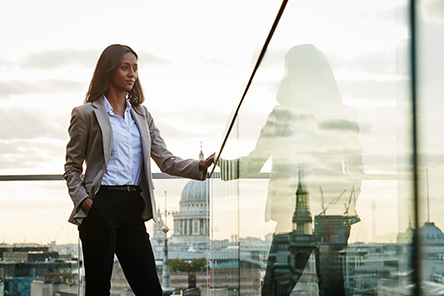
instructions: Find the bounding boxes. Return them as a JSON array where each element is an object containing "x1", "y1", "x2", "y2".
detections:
[{"x1": 100, "y1": 185, "x2": 140, "y2": 192}]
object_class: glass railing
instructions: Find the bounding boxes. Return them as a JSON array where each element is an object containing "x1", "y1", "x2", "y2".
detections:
[
  {"x1": 207, "y1": 0, "x2": 442, "y2": 295},
  {"x1": 0, "y1": 177, "x2": 211, "y2": 296},
  {"x1": 0, "y1": 180, "x2": 82, "y2": 295},
  {"x1": 1, "y1": 1, "x2": 442, "y2": 295},
  {"x1": 416, "y1": 0, "x2": 444, "y2": 291}
]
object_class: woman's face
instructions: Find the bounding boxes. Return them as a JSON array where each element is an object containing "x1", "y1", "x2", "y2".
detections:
[{"x1": 109, "y1": 52, "x2": 138, "y2": 92}]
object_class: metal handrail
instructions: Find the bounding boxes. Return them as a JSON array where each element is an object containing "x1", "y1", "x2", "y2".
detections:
[{"x1": 209, "y1": 0, "x2": 289, "y2": 178}]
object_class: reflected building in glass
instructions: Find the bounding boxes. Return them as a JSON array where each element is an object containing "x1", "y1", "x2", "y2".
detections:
[
  {"x1": 0, "y1": 245, "x2": 79, "y2": 295},
  {"x1": 1, "y1": 0, "x2": 444, "y2": 295},
  {"x1": 218, "y1": 43, "x2": 364, "y2": 295}
]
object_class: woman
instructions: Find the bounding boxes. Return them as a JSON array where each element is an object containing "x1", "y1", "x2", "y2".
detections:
[
  {"x1": 63, "y1": 44, "x2": 215, "y2": 295},
  {"x1": 219, "y1": 44, "x2": 363, "y2": 295},
  {"x1": 221, "y1": 44, "x2": 363, "y2": 233}
]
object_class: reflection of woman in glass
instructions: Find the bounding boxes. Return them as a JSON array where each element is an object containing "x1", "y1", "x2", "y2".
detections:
[
  {"x1": 63, "y1": 44, "x2": 214, "y2": 295},
  {"x1": 220, "y1": 44, "x2": 363, "y2": 295}
]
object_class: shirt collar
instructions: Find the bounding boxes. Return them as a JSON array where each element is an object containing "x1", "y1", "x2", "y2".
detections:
[{"x1": 103, "y1": 95, "x2": 132, "y2": 114}]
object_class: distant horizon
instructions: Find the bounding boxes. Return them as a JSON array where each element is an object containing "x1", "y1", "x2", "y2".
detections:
[{"x1": 2, "y1": 0, "x2": 444, "y2": 251}]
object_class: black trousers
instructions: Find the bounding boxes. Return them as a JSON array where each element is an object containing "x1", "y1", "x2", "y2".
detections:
[{"x1": 79, "y1": 187, "x2": 162, "y2": 296}]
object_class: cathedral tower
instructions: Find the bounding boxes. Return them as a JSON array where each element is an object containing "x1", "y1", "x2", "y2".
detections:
[{"x1": 292, "y1": 164, "x2": 313, "y2": 235}]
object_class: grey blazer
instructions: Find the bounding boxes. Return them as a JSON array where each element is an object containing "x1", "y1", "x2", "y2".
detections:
[{"x1": 64, "y1": 98, "x2": 205, "y2": 225}]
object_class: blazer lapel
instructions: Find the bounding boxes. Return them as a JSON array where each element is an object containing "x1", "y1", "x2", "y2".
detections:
[
  {"x1": 92, "y1": 99, "x2": 113, "y2": 165},
  {"x1": 132, "y1": 106, "x2": 150, "y2": 167}
]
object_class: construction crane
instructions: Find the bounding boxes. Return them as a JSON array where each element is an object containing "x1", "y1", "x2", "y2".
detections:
[{"x1": 318, "y1": 187, "x2": 347, "y2": 216}]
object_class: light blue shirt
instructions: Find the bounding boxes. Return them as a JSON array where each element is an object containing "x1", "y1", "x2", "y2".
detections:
[{"x1": 101, "y1": 96, "x2": 143, "y2": 186}]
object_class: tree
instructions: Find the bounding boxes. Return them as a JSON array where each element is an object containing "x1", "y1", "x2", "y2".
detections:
[
  {"x1": 190, "y1": 258, "x2": 207, "y2": 272},
  {"x1": 170, "y1": 259, "x2": 191, "y2": 272},
  {"x1": 169, "y1": 258, "x2": 207, "y2": 273}
]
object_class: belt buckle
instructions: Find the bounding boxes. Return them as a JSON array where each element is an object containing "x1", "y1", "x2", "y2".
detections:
[{"x1": 127, "y1": 185, "x2": 131, "y2": 192}]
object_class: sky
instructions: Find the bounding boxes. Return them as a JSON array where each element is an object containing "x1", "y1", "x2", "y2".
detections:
[{"x1": 0, "y1": 0, "x2": 443, "y2": 244}]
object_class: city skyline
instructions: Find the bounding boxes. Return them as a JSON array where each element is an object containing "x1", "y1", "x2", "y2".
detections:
[
  {"x1": 1, "y1": 0, "x2": 444, "y2": 247},
  {"x1": 0, "y1": 175, "x2": 438, "y2": 245}
]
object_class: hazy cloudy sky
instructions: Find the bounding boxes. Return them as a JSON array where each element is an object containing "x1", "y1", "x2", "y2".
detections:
[{"x1": 0, "y1": 0, "x2": 443, "y2": 244}]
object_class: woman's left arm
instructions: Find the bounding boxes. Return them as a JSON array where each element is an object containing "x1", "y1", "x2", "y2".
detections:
[
  {"x1": 63, "y1": 107, "x2": 90, "y2": 212},
  {"x1": 146, "y1": 109, "x2": 213, "y2": 180}
]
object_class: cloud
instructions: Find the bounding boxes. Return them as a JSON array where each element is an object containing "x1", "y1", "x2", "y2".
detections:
[
  {"x1": 261, "y1": 46, "x2": 408, "y2": 78},
  {"x1": 328, "y1": 49, "x2": 404, "y2": 77},
  {"x1": 138, "y1": 51, "x2": 172, "y2": 66},
  {"x1": 196, "y1": 57, "x2": 229, "y2": 67},
  {"x1": 0, "y1": 79, "x2": 85, "y2": 99},
  {"x1": 356, "y1": 3, "x2": 408, "y2": 25},
  {"x1": 0, "y1": 57, "x2": 12, "y2": 68},
  {"x1": 362, "y1": 151, "x2": 444, "y2": 176},
  {"x1": 421, "y1": 153, "x2": 444, "y2": 166},
  {"x1": 0, "y1": 107, "x2": 67, "y2": 172},
  {"x1": 259, "y1": 48, "x2": 289, "y2": 69},
  {"x1": 0, "y1": 107, "x2": 67, "y2": 140},
  {"x1": 422, "y1": 0, "x2": 444, "y2": 23},
  {"x1": 337, "y1": 79, "x2": 398, "y2": 101},
  {"x1": 319, "y1": 119, "x2": 360, "y2": 133},
  {"x1": 362, "y1": 153, "x2": 398, "y2": 170},
  {"x1": 152, "y1": 106, "x2": 227, "y2": 141},
  {"x1": 1, "y1": 48, "x2": 171, "y2": 71},
  {"x1": 19, "y1": 49, "x2": 99, "y2": 70},
  {"x1": 0, "y1": 140, "x2": 65, "y2": 172},
  {"x1": 243, "y1": 73, "x2": 401, "y2": 104}
]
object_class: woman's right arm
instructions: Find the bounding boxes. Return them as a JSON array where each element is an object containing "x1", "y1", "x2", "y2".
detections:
[{"x1": 63, "y1": 107, "x2": 90, "y2": 214}]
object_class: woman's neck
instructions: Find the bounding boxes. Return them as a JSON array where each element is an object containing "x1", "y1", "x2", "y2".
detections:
[{"x1": 105, "y1": 89, "x2": 127, "y2": 111}]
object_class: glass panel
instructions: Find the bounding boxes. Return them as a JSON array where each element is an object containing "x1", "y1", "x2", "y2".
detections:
[
  {"x1": 150, "y1": 178, "x2": 211, "y2": 294},
  {"x1": 0, "y1": 181, "x2": 81, "y2": 296},
  {"x1": 417, "y1": 0, "x2": 444, "y2": 293},
  {"x1": 213, "y1": 1, "x2": 414, "y2": 295},
  {"x1": 2, "y1": 0, "x2": 434, "y2": 295},
  {"x1": 210, "y1": 125, "x2": 242, "y2": 294},
  {"x1": 0, "y1": 178, "x2": 211, "y2": 296}
]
